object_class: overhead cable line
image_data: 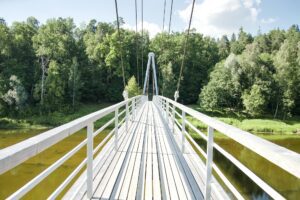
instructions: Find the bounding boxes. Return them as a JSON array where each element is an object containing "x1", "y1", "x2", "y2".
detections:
[
  {"x1": 175, "y1": 0, "x2": 196, "y2": 101},
  {"x1": 114, "y1": 0, "x2": 126, "y2": 89}
]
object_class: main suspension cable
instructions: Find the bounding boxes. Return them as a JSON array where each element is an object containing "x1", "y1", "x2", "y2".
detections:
[
  {"x1": 114, "y1": 0, "x2": 126, "y2": 88},
  {"x1": 176, "y1": 0, "x2": 196, "y2": 93},
  {"x1": 168, "y1": 0, "x2": 174, "y2": 34},
  {"x1": 135, "y1": 0, "x2": 139, "y2": 85},
  {"x1": 162, "y1": 0, "x2": 167, "y2": 32},
  {"x1": 141, "y1": 0, "x2": 144, "y2": 86}
]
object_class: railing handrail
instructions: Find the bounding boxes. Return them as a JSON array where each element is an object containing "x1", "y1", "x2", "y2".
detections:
[
  {"x1": 157, "y1": 95, "x2": 300, "y2": 179},
  {"x1": 0, "y1": 95, "x2": 142, "y2": 175}
]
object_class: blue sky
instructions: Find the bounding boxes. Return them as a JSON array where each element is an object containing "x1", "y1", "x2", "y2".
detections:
[{"x1": 0, "y1": 0, "x2": 299, "y2": 38}]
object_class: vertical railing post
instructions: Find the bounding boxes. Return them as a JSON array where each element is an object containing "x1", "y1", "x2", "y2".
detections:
[
  {"x1": 132, "y1": 98, "x2": 135, "y2": 120},
  {"x1": 172, "y1": 104, "x2": 175, "y2": 133},
  {"x1": 166, "y1": 101, "x2": 169, "y2": 123},
  {"x1": 205, "y1": 126, "x2": 214, "y2": 200},
  {"x1": 115, "y1": 108, "x2": 119, "y2": 150},
  {"x1": 87, "y1": 122, "x2": 94, "y2": 198},
  {"x1": 125, "y1": 100, "x2": 129, "y2": 131},
  {"x1": 181, "y1": 111, "x2": 186, "y2": 153},
  {"x1": 164, "y1": 100, "x2": 167, "y2": 118}
]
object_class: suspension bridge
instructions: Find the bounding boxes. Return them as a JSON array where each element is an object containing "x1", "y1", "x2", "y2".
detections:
[{"x1": 1, "y1": 0, "x2": 300, "y2": 199}]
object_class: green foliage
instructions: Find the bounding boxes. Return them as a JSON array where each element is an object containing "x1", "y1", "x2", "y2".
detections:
[
  {"x1": 0, "y1": 16, "x2": 299, "y2": 119},
  {"x1": 273, "y1": 25, "x2": 300, "y2": 116},
  {"x1": 150, "y1": 32, "x2": 219, "y2": 103},
  {"x1": 1, "y1": 75, "x2": 27, "y2": 113},
  {"x1": 200, "y1": 25, "x2": 300, "y2": 117},
  {"x1": 125, "y1": 76, "x2": 141, "y2": 97},
  {"x1": 242, "y1": 82, "x2": 270, "y2": 116},
  {"x1": 200, "y1": 56, "x2": 241, "y2": 109}
]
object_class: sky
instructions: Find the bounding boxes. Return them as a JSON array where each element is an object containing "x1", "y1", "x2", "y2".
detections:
[{"x1": 0, "y1": 0, "x2": 299, "y2": 38}]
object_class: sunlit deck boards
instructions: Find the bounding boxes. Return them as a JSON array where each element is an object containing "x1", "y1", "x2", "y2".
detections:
[{"x1": 64, "y1": 101, "x2": 229, "y2": 200}]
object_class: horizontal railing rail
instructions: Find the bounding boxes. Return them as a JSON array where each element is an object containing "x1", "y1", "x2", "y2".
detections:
[
  {"x1": 154, "y1": 95, "x2": 300, "y2": 200},
  {"x1": 0, "y1": 95, "x2": 147, "y2": 199}
]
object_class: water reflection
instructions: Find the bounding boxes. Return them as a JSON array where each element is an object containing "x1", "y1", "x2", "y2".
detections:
[
  {"x1": 0, "y1": 129, "x2": 109, "y2": 199},
  {"x1": 194, "y1": 137, "x2": 300, "y2": 200}
]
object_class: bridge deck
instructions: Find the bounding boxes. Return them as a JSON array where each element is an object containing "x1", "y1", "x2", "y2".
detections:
[{"x1": 64, "y1": 101, "x2": 229, "y2": 200}]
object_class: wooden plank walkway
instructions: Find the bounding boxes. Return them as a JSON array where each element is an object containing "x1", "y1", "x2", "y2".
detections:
[{"x1": 64, "y1": 101, "x2": 229, "y2": 200}]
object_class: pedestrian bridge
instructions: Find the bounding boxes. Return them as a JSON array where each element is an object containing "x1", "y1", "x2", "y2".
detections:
[{"x1": 0, "y1": 95, "x2": 299, "y2": 200}]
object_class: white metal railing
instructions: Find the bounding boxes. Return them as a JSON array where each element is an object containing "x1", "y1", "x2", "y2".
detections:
[
  {"x1": 153, "y1": 95, "x2": 300, "y2": 200},
  {"x1": 0, "y1": 95, "x2": 147, "y2": 199}
]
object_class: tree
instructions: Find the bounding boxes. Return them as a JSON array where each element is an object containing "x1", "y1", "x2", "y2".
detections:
[
  {"x1": 32, "y1": 18, "x2": 77, "y2": 110},
  {"x1": 242, "y1": 81, "x2": 270, "y2": 116},
  {"x1": 230, "y1": 27, "x2": 253, "y2": 54},
  {"x1": 200, "y1": 58, "x2": 241, "y2": 110},
  {"x1": 273, "y1": 25, "x2": 300, "y2": 117},
  {"x1": 125, "y1": 76, "x2": 141, "y2": 97},
  {"x1": 218, "y1": 35, "x2": 230, "y2": 60},
  {"x1": 1, "y1": 75, "x2": 27, "y2": 114}
]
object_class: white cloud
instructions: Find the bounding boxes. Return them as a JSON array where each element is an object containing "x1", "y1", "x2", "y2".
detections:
[
  {"x1": 179, "y1": 0, "x2": 262, "y2": 37},
  {"x1": 123, "y1": 21, "x2": 161, "y2": 39},
  {"x1": 261, "y1": 17, "x2": 276, "y2": 24}
]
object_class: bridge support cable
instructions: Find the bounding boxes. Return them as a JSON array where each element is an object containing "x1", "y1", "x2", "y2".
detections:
[
  {"x1": 175, "y1": 0, "x2": 196, "y2": 101},
  {"x1": 114, "y1": 0, "x2": 126, "y2": 90}
]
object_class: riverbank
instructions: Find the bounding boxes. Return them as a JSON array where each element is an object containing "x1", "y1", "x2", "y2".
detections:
[
  {"x1": 1, "y1": 103, "x2": 300, "y2": 137},
  {"x1": 0, "y1": 103, "x2": 112, "y2": 130},
  {"x1": 188, "y1": 105, "x2": 300, "y2": 136}
]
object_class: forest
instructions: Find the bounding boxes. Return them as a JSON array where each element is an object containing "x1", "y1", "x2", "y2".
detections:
[{"x1": 0, "y1": 17, "x2": 299, "y2": 119}]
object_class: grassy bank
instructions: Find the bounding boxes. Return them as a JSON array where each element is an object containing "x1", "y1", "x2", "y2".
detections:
[
  {"x1": 187, "y1": 105, "x2": 300, "y2": 136},
  {"x1": 0, "y1": 103, "x2": 113, "y2": 129}
]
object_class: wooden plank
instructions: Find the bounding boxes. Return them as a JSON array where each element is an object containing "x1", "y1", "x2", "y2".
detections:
[
  {"x1": 158, "y1": 117, "x2": 186, "y2": 200},
  {"x1": 135, "y1": 104, "x2": 148, "y2": 200},
  {"x1": 152, "y1": 104, "x2": 169, "y2": 200},
  {"x1": 151, "y1": 103, "x2": 161, "y2": 200},
  {"x1": 127, "y1": 103, "x2": 149, "y2": 199},
  {"x1": 144, "y1": 107, "x2": 153, "y2": 200},
  {"x1": 152, "y1": 107, "x2": 171, "y2": 199},
  {"x1": 155, "y1": 114, "x2": 179, "y2": 200}
]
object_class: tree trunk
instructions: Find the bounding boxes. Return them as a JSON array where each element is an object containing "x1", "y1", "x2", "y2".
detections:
[
  {"x1": 40, "y1": 56, "x2": 49, "y2": 107},
  {"x1": 273, "y1": 100, "x2": 279, "y2": 119}
]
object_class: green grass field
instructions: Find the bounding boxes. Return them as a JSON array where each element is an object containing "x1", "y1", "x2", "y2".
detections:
[
  {"x1": 0, "y1": 103, "x2": 113, "y2": 130},
  {"x1": 187, "y1": 104, "x2": 300, "y2": 136}
]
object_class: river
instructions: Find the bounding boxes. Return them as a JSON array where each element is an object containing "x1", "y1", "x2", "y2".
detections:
[{"x1": 0, "y1": 129, "x2": 299, "y2": 199}]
